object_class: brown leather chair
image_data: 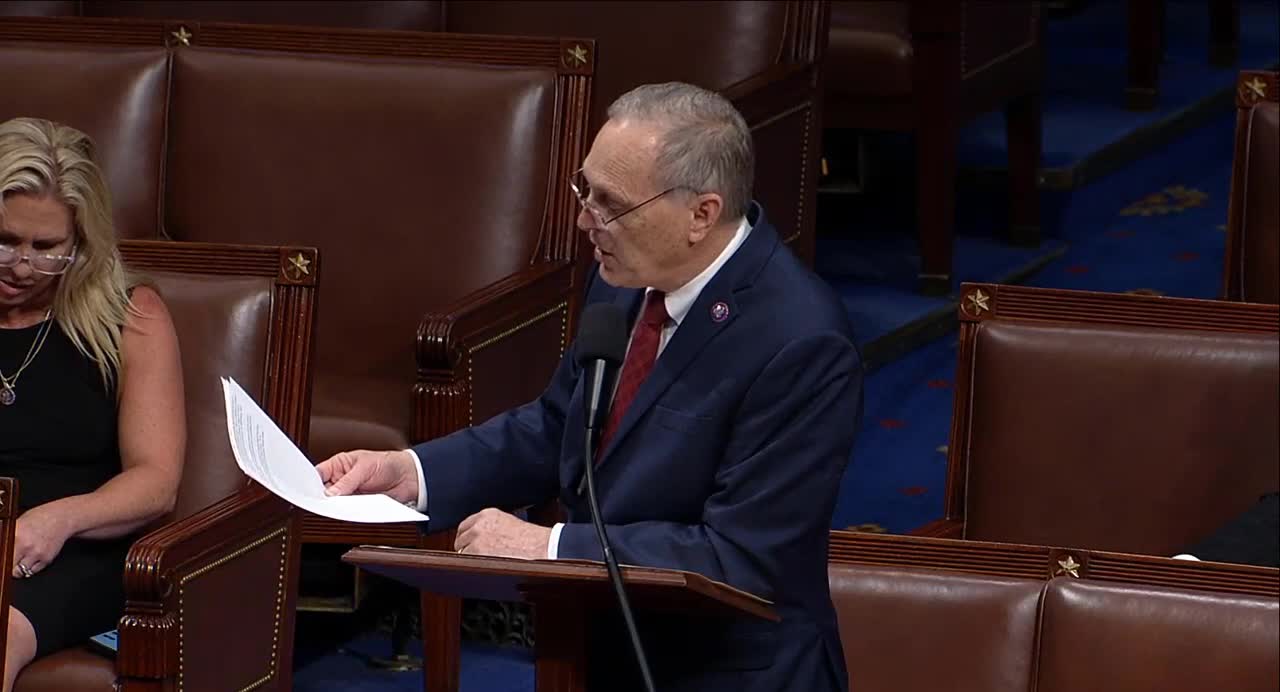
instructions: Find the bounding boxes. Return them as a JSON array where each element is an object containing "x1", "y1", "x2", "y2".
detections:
[
  {"x1": 78, "y1": 0, "x2": 444, "y2": 29},
  {"x1": 441, "y1": 1, "x2": 829, "y2": 266},
  {"x1": 1224, "y1": 70, "x2": 1279, "y2": 304},
  {"x1": 915, "y1": 282, "x2": 1280, "y2": 558},
  {"x1": 11, "y1": 239, "x2": 317, "y2": 691},
  {"x1": 0, "y1": 39, "x2": 168, "y2": 240},
  {"x1": 825, "y1": 2, "x2": 1044, "y2": 295},
  {"x1": 1036, "y1": 579, "x2": 1277, "y2": 692},
  {"x1": 0, "y1": 19, "x2": 592, "y2": 691},
  {"x1": 0, "y1": 0, "x2": 826, "y2": 267},
  {"x1": 830, "y1": 564, "x2": 1042, "y2": 692},
  {"x1": 0, "y1": 476, "x2": 15, "y2": 679},
  {"x1": 828, "y1": 530, "x2": 1280, "y2": 692},
  {"x1": 829, "y1": 529, "x2": 1280, "y2": 597},
  {"x1": 0, "y1": 16, "x2": 591, "y2": 543},
  {"x1": 0, "y1": 0, "x2": 442, "y2": 27}
]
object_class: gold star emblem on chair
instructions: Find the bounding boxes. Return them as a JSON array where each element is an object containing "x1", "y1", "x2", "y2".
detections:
[
  {"x1": 962, "y1": 288, "x2": 991, "y2": 317},
  {"x1": 286, "y1": 252, "x2": 312, "y2": 280},
  {"x1": 1055, "y1": 555, "x2": 1081, "y2": 578},
  {"x1": 1245, "y1": 76, "x2": 1267, "y2": 100},
  {"x1": 171, "y1": 26, "x2": 192, "y2": 46},
  {"x1": 565, "y1": 44, "x2": 589, "y2": 67}
]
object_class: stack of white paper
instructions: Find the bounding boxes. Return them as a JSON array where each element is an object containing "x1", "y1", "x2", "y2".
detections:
[{"x1": 221, "y1": 377, "x2": 428, "y2": 523}]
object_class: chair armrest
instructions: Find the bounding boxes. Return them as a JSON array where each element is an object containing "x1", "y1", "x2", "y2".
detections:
[
  {"x1": 911, "y1": 518, "x2": 964, "y2": 539},
  {"x1": 116, "y1": 484, "x2": 297, "y2": 689},
  {"x1": 414, "y1": 259, "x2": 575, "y2": 441}
]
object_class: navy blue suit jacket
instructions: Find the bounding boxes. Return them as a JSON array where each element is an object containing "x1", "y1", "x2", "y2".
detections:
[{"x1": 416, "y1": 204, "x2": 863, "y2": 691}]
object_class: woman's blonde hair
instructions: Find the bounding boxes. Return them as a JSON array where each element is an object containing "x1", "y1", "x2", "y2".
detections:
[{"x1": 0, "y1": 116, "x2": 136, "y2": 387}]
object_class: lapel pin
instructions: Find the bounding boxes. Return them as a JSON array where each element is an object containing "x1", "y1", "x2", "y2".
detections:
[{"x1": 710, "y1": 301, "x2": 730, "y2": 322}]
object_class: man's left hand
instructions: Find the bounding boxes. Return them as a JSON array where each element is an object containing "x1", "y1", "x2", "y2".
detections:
[{"x1": 455, "y1": 508, "x2": 552, "y2": 560}]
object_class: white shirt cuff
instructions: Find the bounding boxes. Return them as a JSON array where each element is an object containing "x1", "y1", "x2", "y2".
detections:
[
  {"x1": 547, "y1": 522, "x2": 565, "y2": 559},
  {"x1": 406, "y1": 448, "x2": 428, "y2": 512},
  {"x1": 1171, "y1": 553, "x2": 1200, "y2": 561}
]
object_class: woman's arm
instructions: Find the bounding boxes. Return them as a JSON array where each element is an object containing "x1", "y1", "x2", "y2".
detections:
[{"x1": 54, "y1": 285, "x2": 187, "y2": 539}]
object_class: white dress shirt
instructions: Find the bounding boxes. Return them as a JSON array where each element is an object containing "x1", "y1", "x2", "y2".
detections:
[{"x1": 409, "y1": 215, "x2": 753, "y2": 558}]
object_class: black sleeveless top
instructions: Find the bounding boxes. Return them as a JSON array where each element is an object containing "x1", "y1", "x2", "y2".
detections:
[{"x1": 0, "y1": 318, "x2": 120, "y2": 512}]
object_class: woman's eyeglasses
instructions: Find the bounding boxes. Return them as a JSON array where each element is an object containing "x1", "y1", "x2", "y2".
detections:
[{"x1": 0, "y1": 244, "x2": 77, "y2": 275}]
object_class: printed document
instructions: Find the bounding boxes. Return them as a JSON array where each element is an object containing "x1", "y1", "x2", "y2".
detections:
[{"x1": 221, "y1": 377, "x2": 428, "y2": 523}]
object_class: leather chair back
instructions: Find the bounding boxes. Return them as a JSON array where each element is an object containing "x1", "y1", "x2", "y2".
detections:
[
  {"x1": 80, "y1": 0, "x2": 444, "y2": 30},
  {"x1": 159, "y1": 46, "x2": 560, "y2": 459},
  {"x1": 446, "y1": 1, "x2": 790, "y2": 123},
  {"x1": 963, "y1": 320, "x2": 1278, "y2": 553},
  {"x1": 829, "y1": 531, "x2": 1280, "y2": 692},
  {"x1": 935, "y1": 284, "x2": 1280, "y2": 556},
  {"x1": 443, "y1": 1, "x2": 825, "y2": 262},
  {"x1": 0, "y1": 2, "x2": 823, "y2": 266},
  {"x1": 0, "y1": 41, "x2": 168, "y2": 239},
  {"x1": 0, "y1": 1, "x2": 443, "y2": 29},
  {"x1": 1225, "y1": 70, "x2": 1279, "y2": 304},
  {"x1": 1036, "y1": 579, "x2": 1279, "y2": 692},
  {"x1": 0, "y1": 2, "x2": 77, "y2": 17},
  {"x1": 829, "y1": 563, "x2": 1041, "y2": 692},
  {"x1": 830, "y1": 529, "x2": 1280, "y2": 598},
  {"x1": 146, "y1": 270, "x2": 272, "y2": 521}
]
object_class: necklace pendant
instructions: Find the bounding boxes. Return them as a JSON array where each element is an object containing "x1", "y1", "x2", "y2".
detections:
[{"x1": 0, "y1": 385, "x2": 13, "y2": 406}]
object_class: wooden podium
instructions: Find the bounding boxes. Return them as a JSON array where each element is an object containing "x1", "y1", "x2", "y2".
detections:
[{"x1": 343, "y1": 547, "x2": 777, "y2": 692}]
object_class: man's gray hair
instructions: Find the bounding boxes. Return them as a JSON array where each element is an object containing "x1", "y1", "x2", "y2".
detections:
[{"x1": 607, "y1": 82, "x2": 754, "y2": 220}]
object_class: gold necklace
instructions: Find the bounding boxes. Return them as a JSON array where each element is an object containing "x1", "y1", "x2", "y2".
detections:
[{"x1": 0, "y1": 309, "x2": 55, "y2": 406}]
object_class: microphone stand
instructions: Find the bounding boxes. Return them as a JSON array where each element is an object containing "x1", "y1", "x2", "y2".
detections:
[{"x1": 582, "y1": 372, "x2": 657, "y2": 692}]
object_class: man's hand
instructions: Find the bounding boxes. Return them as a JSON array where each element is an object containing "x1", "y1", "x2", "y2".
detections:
[
  {"x1": 455, "y1": 508, "x2": 552, "y2": 559},
  {"x1": 317, "y1": 449, "x2": 420, "y2": 506},
  {"x1": 13, "y1": 504, "x2": 75, "y2": 578}
]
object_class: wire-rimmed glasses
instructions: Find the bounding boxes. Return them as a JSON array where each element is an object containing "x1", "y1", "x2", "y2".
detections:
[
  {"x1": 0, "y1": 244, "x2": 77, "y2": 275},
  {"x1": 569, "y1": 168, "x2": 676, "y2": 228}
]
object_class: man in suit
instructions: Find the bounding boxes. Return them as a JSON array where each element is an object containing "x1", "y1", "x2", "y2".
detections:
[
  {"x1": 319, "y1": 82, "x2": 862, "y2": 691},
  {"x1": 1174, "y1": 492, "x2": 1279, "y2": 567}
]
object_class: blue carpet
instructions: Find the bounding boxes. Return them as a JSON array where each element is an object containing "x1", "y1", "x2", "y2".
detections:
[
  {"x1": 294, "y1": 634, "x2": 534, "y2": 692},
  {"x1": 818, "y1": 228, "x2": 1067, "y2": 348},
  {"x1": 959, "y1": 0, "x2": 1280, "y2": 170},
  {"x1": 824, "y1": 0, "x2": 1276, "y2": 348}
]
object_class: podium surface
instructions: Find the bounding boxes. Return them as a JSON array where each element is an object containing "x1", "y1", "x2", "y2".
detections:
[
  {"x1": 343, "y1": 546, "x2": 778, "y2": 691},
  {"x1": 345, "y1": 546, "x2": 776, "y2": 620}
]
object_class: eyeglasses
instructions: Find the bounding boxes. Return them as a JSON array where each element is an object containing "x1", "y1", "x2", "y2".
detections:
[
  {"x1": 569, "y1": 168, "x2": 676, "y2": 228},
  {"x1": 0, "y1": 244, "x2": 77, "y2": 275}
]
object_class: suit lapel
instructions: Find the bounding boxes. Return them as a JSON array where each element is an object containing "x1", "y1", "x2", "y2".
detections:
[
  {"x1": 614, "y1": 285, "x2": 644, "y2": 321},
  {"x1": 596, "y1": 291, "x2": 739, "y2": 464},
  {"x1": 596, "y1": 204, "x2": 778, "y2": 465}
]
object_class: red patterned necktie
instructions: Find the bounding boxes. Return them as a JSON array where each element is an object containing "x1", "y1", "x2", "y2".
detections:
[{"x1": 597, "y1": 290, "x2": 669, "y2": 459}]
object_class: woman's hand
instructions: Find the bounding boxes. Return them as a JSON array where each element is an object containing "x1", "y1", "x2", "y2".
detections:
[{"x1": 13, "y1": 504, "x2": 75, "y2": 578}]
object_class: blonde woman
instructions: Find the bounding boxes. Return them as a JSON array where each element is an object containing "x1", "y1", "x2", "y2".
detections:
[{"x1": 0, "y1": 117, "x2": 184, "y2": 690}]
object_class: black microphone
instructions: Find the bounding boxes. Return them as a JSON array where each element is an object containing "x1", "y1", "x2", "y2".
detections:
[
  {"x1": 573, "y1": 303, "x2": 657, "y2": 692},
  {"x1": 576, "y1": 302, "x2": 628, "y2": 456}
]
